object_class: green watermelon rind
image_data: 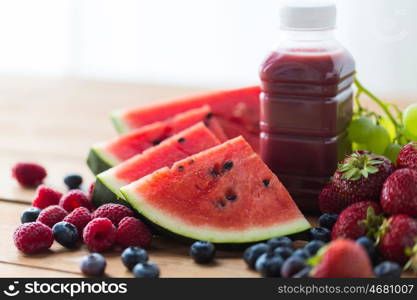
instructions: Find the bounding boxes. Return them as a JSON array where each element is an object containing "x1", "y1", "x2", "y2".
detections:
[
  {"x1": 92, "y1": 175, "x2": 128, "y2": 207},
  {"x1": 86, "y1": 145, "x2": 120, "y2": 175},
  {"x1": 120, "y1": 178, "x2": 311, "y2": 244},
  {"x1": 92, "y1": 169, "x2": 127, "y2": 206},
  {"x1": 111, "y1": 111, "x2": 130, "y2": 134}
]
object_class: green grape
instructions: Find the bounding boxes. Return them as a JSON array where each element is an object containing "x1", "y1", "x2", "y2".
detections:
[
  {"x1": 367, "y1": 125, "x2": 391, "y2": 155},
  {"x1": 404, "y1": 127, "x2": 417, "y2": 142},
  {"x1": 384, "y1": 143, "x2": 402, "y2": 163},
  {"x1": 379, "y1": 116, "x2": 396, "y2": 140},
  {"x1": 348, "y1": 116, "x2": 375, "y2": 143},
  {"x1": 352, "y1": 142, "x2": 369, "y2": 151},
  {"x1": 403, "y1": 103, "x2": 417, "y2": 137}
]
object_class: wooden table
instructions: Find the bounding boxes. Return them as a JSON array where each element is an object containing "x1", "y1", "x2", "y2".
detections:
[{"x1": 0, "y1": 76, "x2": 414, "y2": 278}]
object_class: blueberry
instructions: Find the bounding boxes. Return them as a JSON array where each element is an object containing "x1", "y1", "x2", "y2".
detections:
[
  {"x1": 243, "y1": 243, "x2": 269, "y2": 269},
  {"x1": 132, "y1": 261, "x2": 160, "y2": 278},
  {"x1": 273, "y1": 246, "x2": 293, "y2": 260},
  {"x1": 52, "y1": 221, "x2": 79, "y2": 248},
  {"x1": 267, "y1": 236, "x2": 292, "y2": 250},
  {"x1": 281, "y1": 256, "x2": 307, "y2": 278},
  {"x1": 318, "y1": 213, "x2": 338, "y2": 230},
  {"x1": 304, "y1": 240, "x2": 325, "y2": 256},
  {"x1": 80, "y1": 253, "x2": 106, "y2": 276},
  {"x1": 21, "y1": 207, "x2": 41, "y2": 223},
  {"x1": 356, "y1": 237, "x2": 377, "y2": 263},
  {"x1": 309, "y1": 227, "x2": 331, "y2": 242},
  {"x1": 121, "y1": 246, "x2": 149, "y2": 270},
  {"x1": 291, "y1": 249, "x2": 310, "y2": 261},
  {"x1": 255, "y1": 252, "x2": 268, "y2": 272},
  {"x1": 374, "y1": 261, "x2": 402, "y2": 278},
  {"x1": 292, "y1": 266, "x2": 312, "y2": 278},
  {"x1": 64, "y1": 173, "x2": 83, "y2": 190},
  {"x1": 190, "y1": 241, "x2": 215, "y2": 264},
  {"x1": 256, "y1": 252, "x2": 283, "y2": 277}
]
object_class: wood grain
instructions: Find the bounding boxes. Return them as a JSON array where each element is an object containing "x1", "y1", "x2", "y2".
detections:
[
  {"x1": 0, "y1": 201, "x2": 258, "y2": 278},
  {"x1": 0, "y1": 263, "x2": 82, "y2": 278},
  {"x1": 0, "y1": 76, "x2": 415, "y2": 278}
]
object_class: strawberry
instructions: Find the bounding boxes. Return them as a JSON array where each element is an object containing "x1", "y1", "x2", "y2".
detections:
[
  {"x1": 332, "y1": 151, "x2": 394, "y2": 202},
  {"x1": 397, "y1": 142, "x2": 417, "y2": 170},
  {"x1": 311, "y1": 239, "x2": 374, "y2": 278},
  {"x1": 380, "y1": 169, "x2": 417, "y2": 217},
  {"x1": 319, "y1": 151, "x2": 393, "y2": 214},
  {"x1": 331, "y1": 201, "x2": 383, "y2": 240},
  {"x1": 319, "y1": 184, "x2": 368, "y2": 213},
  {"x1": 378, "y1": 215, "x2": 417, "y2": 265}
]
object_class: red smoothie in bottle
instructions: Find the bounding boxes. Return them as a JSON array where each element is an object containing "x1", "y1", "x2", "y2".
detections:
[{"x1": 259, "y1": 3, "x2": 355, "y2": 213}]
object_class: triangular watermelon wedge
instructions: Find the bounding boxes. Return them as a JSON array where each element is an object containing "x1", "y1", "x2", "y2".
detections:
[
  {"x1": 93, "y1": 122, "x2": 221, "y2": 207},
  {"x1": 121, "y1": 136, "x2": 310, "y2": 243},
  {"x1": 112, "y1": 86, "x2": 260, "y2": 151},
  {"x1": 87, "y1": 105, "x2": 226, "y2": 174}
]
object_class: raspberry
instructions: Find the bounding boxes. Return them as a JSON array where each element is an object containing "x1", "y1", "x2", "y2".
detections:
[
  {"x1": 59, "y1": 190, "x2": 93, "y2": 212},
  {"x1": 13, "y1": 222, "x2": 53, "y2": 254},
  {"x1": 88, "y1": 182, "x2": 95, "y2": 201},
  {"x1": 32, "y1": 185, "x2": 63, "y2": 209},
  {"x1": 12, "y1": 162, "x2": 47, "y2": 188},
  {"x1": 83, "y1": 218, "x2": 116, "y2": 252},
  {"x1": 116, "y1": 217, "x2": 152, "y2": 249},
  {"x1": 92, "y1": 204, "x2": 134, "y2": 225},
  {"x1": 63, "y1": 207, "x2": 92, "y2": 233},
  {"x1": 37, "y1": 205, "x2": 68, "y2": 228}
]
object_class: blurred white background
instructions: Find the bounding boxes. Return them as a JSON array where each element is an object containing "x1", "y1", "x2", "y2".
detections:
[{"x1": 0, "y1": 0, "x2": 416, "y2": 98}]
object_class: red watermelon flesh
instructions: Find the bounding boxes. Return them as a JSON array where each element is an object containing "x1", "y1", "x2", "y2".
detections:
[
  {"x1": 112, "y1": 86, "x2": 260, "y2": 151},
  {"x1": 96, "y1": 122, "x2": 221, "y2": 201},
  {"x1": 94, "y1": 105, "x2": 226, "y2": 165},
  {"x1": 121, "y1": 136, "x2": 310, "y2": 243}
]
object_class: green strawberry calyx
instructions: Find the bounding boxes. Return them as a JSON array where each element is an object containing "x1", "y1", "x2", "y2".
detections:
[
  {"x1": 359, "y1": 206, "x2": 386, "y2": 241},
  {"x1": 404, "y1": 239, "x2": 417, "y2": 274},
  {"x1": 307, "y1": 245, "x2": 329, "y2": 268},
  {"x1": 374, "y1": 218, "x2": 391, "y2": 246},
  {"x1": 337, "y1": 152, "x2": 384, "y2": 181}
]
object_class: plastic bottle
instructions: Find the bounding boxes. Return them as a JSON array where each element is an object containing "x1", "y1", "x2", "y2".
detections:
[{"x1": 259, "y1": 1, "x2": 355, "y2": 213}]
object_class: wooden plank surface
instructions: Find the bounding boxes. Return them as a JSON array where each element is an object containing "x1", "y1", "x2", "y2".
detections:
[
  {"x1": 0, "y1": 263, "x2": 82, "y2": 278},
  {"x1": 0, "y1": 76, "x2": 415, "y2": 278},
  {"x1": 0, "y1": 201, "x2": 259, "y2": 278}
]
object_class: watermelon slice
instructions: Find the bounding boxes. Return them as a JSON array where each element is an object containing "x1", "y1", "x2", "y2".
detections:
[
  {"x1": 121, "y1": 136, "x2": 310, "y2": 243},
  {"x1": 87, "y1": 105, "x2": 226, "y2": 174},
  {"x1": 112, "y1": 86, "x2": 260, "y2": 151},
  {"x1": 93, "y1": 122, "x2": 221, "y2": 206}
]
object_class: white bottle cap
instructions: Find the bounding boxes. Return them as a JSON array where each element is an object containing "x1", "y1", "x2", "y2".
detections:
[{"x1": 280, "y1": 1, "x2": 336, "y2": 30}]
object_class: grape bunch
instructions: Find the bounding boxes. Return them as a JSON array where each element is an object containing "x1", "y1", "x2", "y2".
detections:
[{"x1": 348, "y1": 78, "x2": 417, "y2": 162}]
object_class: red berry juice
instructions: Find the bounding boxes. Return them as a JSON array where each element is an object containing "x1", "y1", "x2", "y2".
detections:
[{"x1": 260, "y1": 3, "x2": 355, "y2": 213}]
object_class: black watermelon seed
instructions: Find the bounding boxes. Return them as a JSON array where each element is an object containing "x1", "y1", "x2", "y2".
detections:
[
  {"x1": 222, "y1": 161, "x2": 234, "y2": 172},
  {"x1": 178, "y1": 166, "x2": 184, "y2": 172},
  {"x1": 263, "y1": 179, "x2": 270, "y2": 187},
  {"x1": 225, "y1": 195, "x2": 237, "y2": 201},
  {"x1": 216, "y1": 200, "x2": 226, "y2": 208},
  {"x1": 152, "y1": 139, "x2": 162, "y2": 146},
  {"x1": 189, "y1": 159, "x2": 195, "y2": 165},
  {"x1": 206, "y1": 113, "x2": 213, "y2": 119},
  {"x1": 209, "y1": 168, "x2": 219, "y2": 177},
  {"x1": 178, "y1": 137, "x2": 186, "y2": 143}
]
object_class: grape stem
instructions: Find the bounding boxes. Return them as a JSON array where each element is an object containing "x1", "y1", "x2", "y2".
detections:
[
  {"x1": 354, "y1": 89, "x2": 364, "y2": 113},
  {"x1": 354, "y1": 77, "x2": 399, "y2": 128}
]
